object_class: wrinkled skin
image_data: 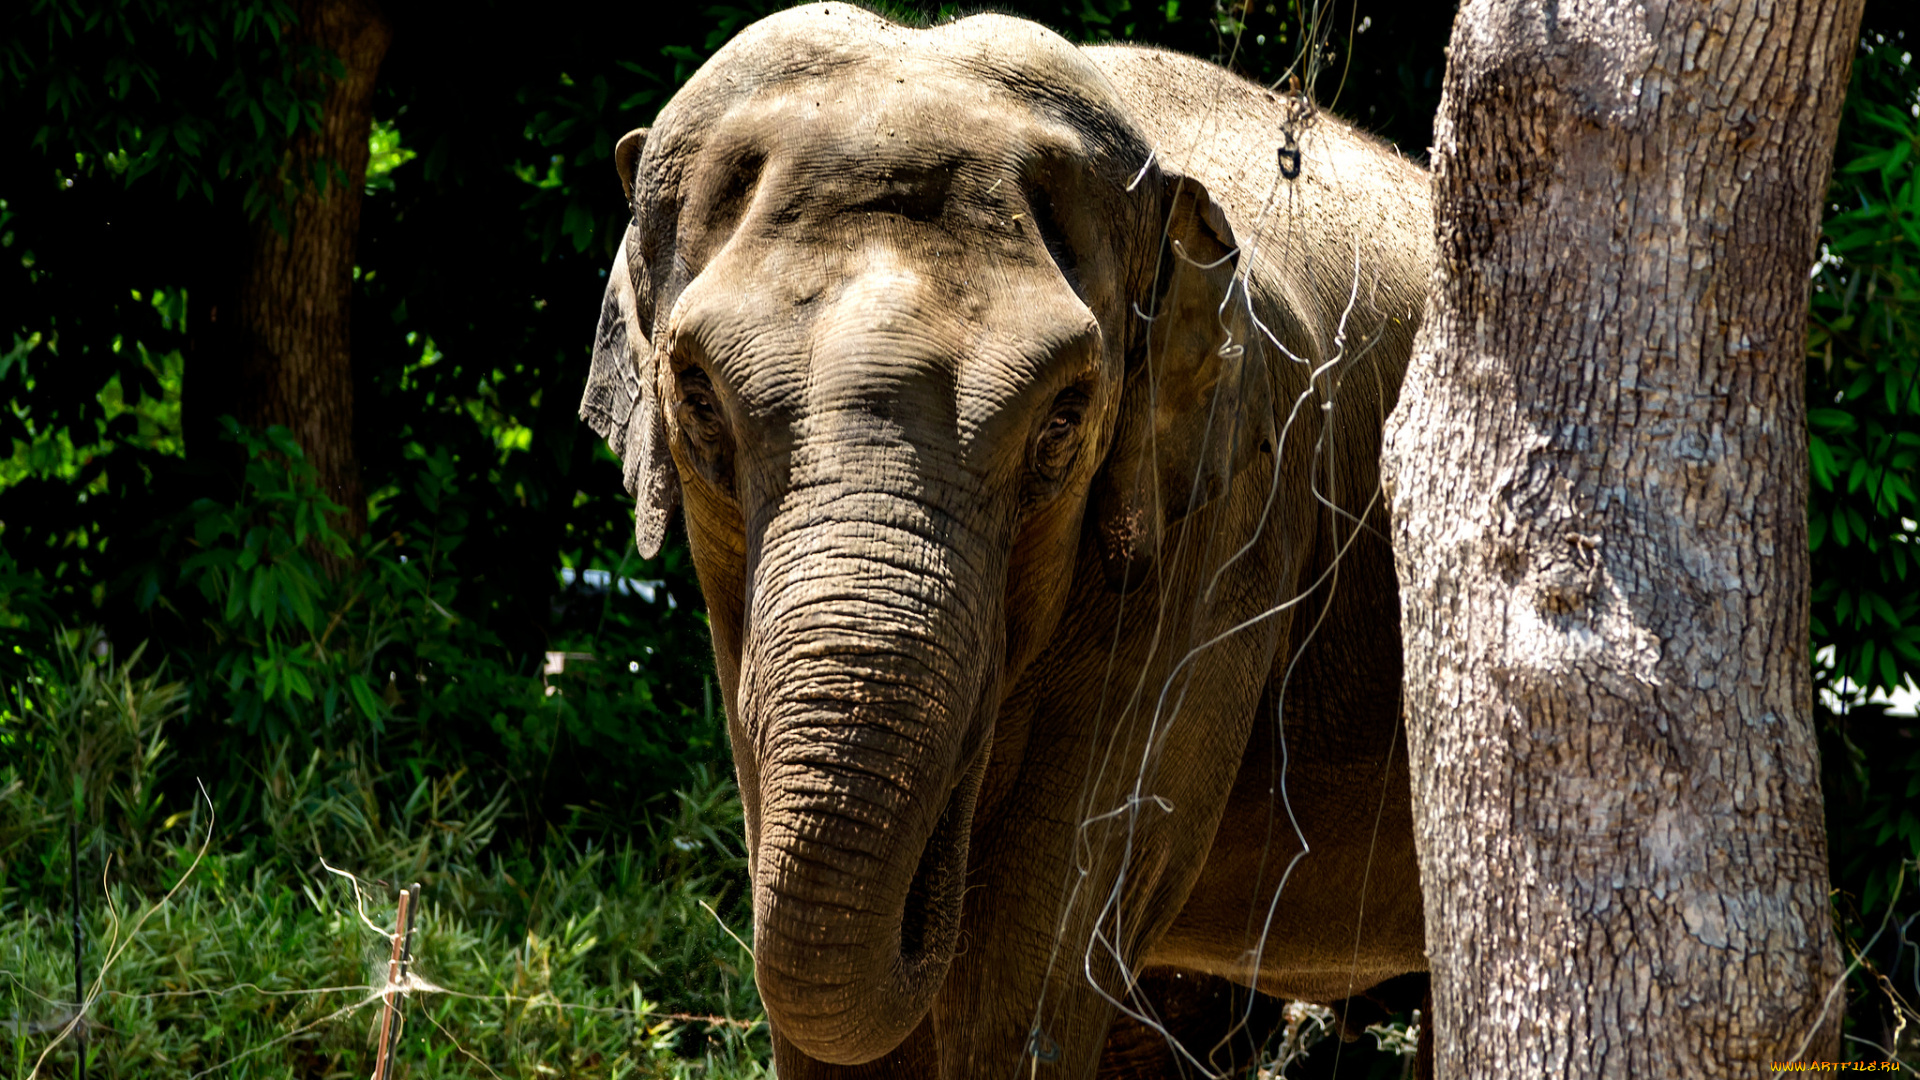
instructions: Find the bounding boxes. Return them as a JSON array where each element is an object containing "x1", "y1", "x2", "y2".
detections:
[{"x1": 579, "y1": 6, "x2": 1434, "y2": 1077}]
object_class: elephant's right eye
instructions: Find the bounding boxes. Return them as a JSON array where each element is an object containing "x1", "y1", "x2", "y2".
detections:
[
  {"x1": 675, "y1": 371, "x2": 726, "y2": 440},
  {"x1": 673, "y1": 368, "x2": 735, "y2": 494},
  {"x1": 1032, "y1": 388, "x2": 1088, "y2": 485}
]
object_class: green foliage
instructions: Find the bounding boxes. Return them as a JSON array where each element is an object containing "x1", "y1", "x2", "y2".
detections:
[
  {"x1": 98, "y1": 421, "x2": 722, "y2": 844},
  {"x1": 1813, "y1": 33, "x2": 1920, "y2": 872},
  {"x1": 1, "y1": 0, "x2": 335, "y2": 216},
  {"x1": 364, "y1": 117, "x2": 414, "y2": 194},
  {"x1": 130, "y1": 419, "x2": 511, "y2": 760},
  {"x1": 0, "y1": 2, "x2": 338, "y2": 600},
  {"x1": 1809, "y1": 38, "x2": 1920, "y2": 703},
  {"x1": 0, "y1": 629, "x2": 187, "y2": 904},
  {"x1": 0, "y1": 548, "x2": 55, "y2": 686},
  {"x1": 1808, "y1": 29, "x2": 1920, "y2": 1065},
  {"x1": 157, "y1": 421, "x2": 368, "y2": 740}
]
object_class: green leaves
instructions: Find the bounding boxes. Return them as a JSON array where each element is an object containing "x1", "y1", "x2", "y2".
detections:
[
  {"x1": 364, "y1": 116, "x2": 414, "y2": 194},
  {"x1": 150, "y1": 420, "x2": 404, "y2": 742},
  {"x1": 1809, "y1": 35, "x2": 1920, "y2": 702},
  {"x1": 5, "y1": 0, "x2": 329, "y2": 217},
  {"x1": 345, "y1": 671, "x2": 383, "y2": 724},
  {"x1": 1811, "y1": 32, "x2": 1920, "y2": 1040}
]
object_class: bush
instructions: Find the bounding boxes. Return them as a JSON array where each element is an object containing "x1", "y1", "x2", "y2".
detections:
[{"x1": 54, "y1": 419, "x2": 724, "y2": 858}]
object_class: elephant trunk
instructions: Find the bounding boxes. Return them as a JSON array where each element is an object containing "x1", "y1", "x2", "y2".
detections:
[{"x1": 742, "y1": 486, "x2": 1000, "y2": 1065}]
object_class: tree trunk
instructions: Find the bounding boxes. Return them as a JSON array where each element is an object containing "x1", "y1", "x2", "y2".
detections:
[
  {"x1": 185, "y1": 0, "x2": 390, "y2": 551},
  {"x1": 1381, "y1": 0, "x2": 1862, "y2": 1074}
]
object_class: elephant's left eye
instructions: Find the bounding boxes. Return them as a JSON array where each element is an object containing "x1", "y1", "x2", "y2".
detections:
[{"x1": 1033, "y1": 390, "x2": 1087, "y2": 483}]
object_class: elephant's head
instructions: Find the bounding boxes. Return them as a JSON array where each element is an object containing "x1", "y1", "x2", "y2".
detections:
[{"x1": 580, "y1": 4, "x2": 1272, "y2": 1064}]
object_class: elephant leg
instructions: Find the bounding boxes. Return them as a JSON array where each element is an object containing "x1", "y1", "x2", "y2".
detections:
[
  {"x1": 1147, "y1": 522, "x2": 1425, "y2": 1004},
  {"x1": 1098, "y1": 968, "x2": 1287, "y2": 1079},
  {"x1": 878, "y1": 454, "x2": 1308, "y2": 1078},
  {"x1": 770, "y1": 1011, "x2": 939, "y2": 1079},
  {"x1": 930, "y1": 657, "x2": 1274, "y2": 1077}
]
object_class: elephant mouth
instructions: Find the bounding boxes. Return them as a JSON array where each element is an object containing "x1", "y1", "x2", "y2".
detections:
[{"x1": 896, "y1": 734, "x2": 990, "y2": 977}]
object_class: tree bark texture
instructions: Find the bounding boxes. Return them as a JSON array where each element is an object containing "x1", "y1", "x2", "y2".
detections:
[
  {"x1": 187, "y1": 0, "x2": 389, "y2": 546},
  {"x1": 1381, "y1": 0, "x2": 1862, "y2": 1074}
]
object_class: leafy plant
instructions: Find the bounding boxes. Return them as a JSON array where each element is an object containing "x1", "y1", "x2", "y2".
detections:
[
  {"x1": 0, "y1": 629, "x2": 187, "y2": 911},
  {"x1": 135, "y1": 419, "x2": 402, "y2": 746},
  {"x1": 1, "y1": 0, "x2": 341, "y2": 217},
  {"x1": 1810, "y1": 38, "x2": 1920, "y2": 707},
  {"x1": 105, "y1": 419, "x2": 722, "y2": 851},
  {"x1": 1809, "y1": 29, "x2": 1920, "y2": 1067}
]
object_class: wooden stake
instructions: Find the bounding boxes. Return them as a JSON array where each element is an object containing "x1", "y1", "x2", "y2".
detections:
[
  {"x1": 370, "y1": 883, "x2": 420, "y2": 1080},
  {"x1": 71, "y1": 811, "x2": 85, "y2": 1080}
]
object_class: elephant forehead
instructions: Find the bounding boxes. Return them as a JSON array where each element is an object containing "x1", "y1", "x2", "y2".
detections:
[
  {"x1": 741, "y1": 59, "x2": 1079, "y2": 154},
  {"x1": 669, "y1": 81, "x2": 1105, "y2": 364},
  {"x1": 677, "y1": 73, "x2": 1087, "y2": 249},
  {"x1": 654, "y1": 5, "x2": 1144, "y2": 265},
  {"x1": 658, "y1": 69, "x2": 1095, "y2": 346}
]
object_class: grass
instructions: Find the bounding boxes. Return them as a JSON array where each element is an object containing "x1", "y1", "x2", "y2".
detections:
[
  {"x1": 0, "y1": 638, "x2": 769, "y2": 1080},
  {"x1": 3, "y1": 833, "x2": 769, "y2": 1078}
]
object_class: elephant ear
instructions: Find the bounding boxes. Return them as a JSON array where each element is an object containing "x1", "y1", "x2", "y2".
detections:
[
  {"x1": 580, "y1": 128, "x2": 680, "y2": 559},
  {"x1": 1091, "y1": 172, "x2": 1274, "y2": 591},
  {"x1": 614, "y1": 126, "x2": 646, "y2": 202}
]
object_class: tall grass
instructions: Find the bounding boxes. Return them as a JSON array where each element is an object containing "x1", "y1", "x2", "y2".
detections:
[{"x1": 0, "y1": 635, "x2": 767, "y2": 1079}]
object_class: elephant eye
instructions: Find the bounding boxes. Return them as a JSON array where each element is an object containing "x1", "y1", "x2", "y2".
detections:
[
  {"x1": 672, "y1": 367, "x2": 736, "y2": 496},
  {"x1": 675, "y1": 370, "x2": 726, "y2": 440},
  {"x1": 1033, "y1": 390, "x2": 1087, "y2": 483}
]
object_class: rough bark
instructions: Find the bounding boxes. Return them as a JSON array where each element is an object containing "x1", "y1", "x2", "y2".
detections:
[
  {"x1": 185, "y1": 0, "x2": 389, "y2": 551},
  {"x1": 1381, "y1": 0, "x2": 1861, "y2": 1074}
]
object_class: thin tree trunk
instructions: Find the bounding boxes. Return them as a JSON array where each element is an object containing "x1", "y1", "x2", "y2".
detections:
[
  {"x1": 1381, "y1": 0, "x2": 1861, "y2": 1074},
  {"x1": 186, "y1": 0, "x2": 389, "y2": 555}
]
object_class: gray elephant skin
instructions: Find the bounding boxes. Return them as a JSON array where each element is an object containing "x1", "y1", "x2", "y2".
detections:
[{"x1": 580, "y1": 5, "x2": 1434, "y2": 1077}]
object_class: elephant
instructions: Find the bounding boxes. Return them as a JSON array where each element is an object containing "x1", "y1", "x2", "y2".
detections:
[{"x1": 579, "y1": 5, "x2": 1435, "y2": 1077}]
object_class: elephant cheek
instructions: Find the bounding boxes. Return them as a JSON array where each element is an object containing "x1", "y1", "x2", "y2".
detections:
[
  {"x1": 1092, "y1": 478, "x2": 1162, "y2": 593},
  {"x1": 1004, "y1": 497, "x2": 1091, "y2": 680}
]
